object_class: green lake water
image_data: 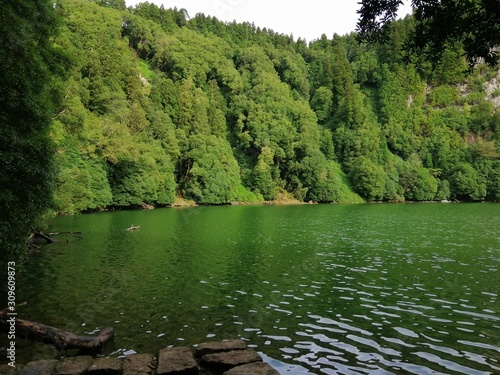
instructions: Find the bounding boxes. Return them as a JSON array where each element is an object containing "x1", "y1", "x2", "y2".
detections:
[{"x1": 5, "y1": 203, "x2": 500, "y2": 374}]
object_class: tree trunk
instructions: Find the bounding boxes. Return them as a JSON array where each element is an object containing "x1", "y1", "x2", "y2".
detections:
[{"x1": 0, "y1": 311, "x2": 114, "y2": 351}]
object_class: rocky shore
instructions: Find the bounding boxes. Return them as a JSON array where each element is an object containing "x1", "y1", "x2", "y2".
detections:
[{"x1": 0, "y1": 340, "x2": 279, "y2": 375}]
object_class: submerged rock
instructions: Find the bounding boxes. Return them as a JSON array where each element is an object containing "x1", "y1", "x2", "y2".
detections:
[
  {"x1": 223, "y1": 362, "x2": 279, "y2": 375},
  {"x1": 19, "y1": 360, "x2": 58, "y2": 375},
  {"x1": 200, "y1": 349, "x2": 262, "y2": 372},
  {"x1": 195, "y1": 340, "x2": 246, "y2": 358}
]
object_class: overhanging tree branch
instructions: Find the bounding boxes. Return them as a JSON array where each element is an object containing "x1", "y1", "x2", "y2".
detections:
[{"x1": 356, "y1": 0, "x2": 500, "y2": 69}]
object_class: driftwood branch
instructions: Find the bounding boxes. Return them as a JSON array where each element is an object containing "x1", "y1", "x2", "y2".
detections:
[
  {"x1": 0, "y1": 309, "x2": 114, "y2": 351},
  {"x1": 33, "y1": 231, "x2": 55, "y2": 243},
  {"x1": 31, "y1": 231, "x2": 84, "y2": 243},
  {"x1": 48, "y1": 231, "x2": 84, "y2": 240},
  {"x1": 48, "y1": 231, "x2": 83, "y2": 235}
]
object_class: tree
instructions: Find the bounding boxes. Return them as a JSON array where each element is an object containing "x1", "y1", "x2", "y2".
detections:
[
  {"x1": 449, "y1": 163, "x2": 487, "y2": 201},
  {"x1": 356, "y1": 0, "x2": 500, "y2": 68},
  {"x1": 54, "y1": 152, "x2": 112, "y2": 214},
  {"x1": 398, "y1": 156, "x2": 438, "y2": 201},
  {"x1": 180, "y1": 135, "x2": 244, "y2": 204},
  {"x1": 96, "y1": 0, "x2": 126, "y2": 10},
  {"x1": 0, "y1": 0, "x2": 67, "y2": 266},
  {"x1": 251, "y1": 147, "x2": 279, "y2": 200},
  {"x1": 310, "y1": 86, "x2": 333, "y2": 124},
  {"x1": 348, "y1": 157, "x2": 386, "y2": 201}
]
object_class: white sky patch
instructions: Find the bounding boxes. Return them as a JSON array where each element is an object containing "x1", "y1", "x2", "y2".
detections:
[{"x1": 124, "y1": 0, "x2": 413, "y2": 43}]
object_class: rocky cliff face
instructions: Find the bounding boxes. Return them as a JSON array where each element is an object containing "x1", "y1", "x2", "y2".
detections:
[{"x1": 484, "y1": 70, "x2": 500, "y2": 108}]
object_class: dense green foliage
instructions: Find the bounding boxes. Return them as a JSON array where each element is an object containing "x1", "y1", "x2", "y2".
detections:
[
  {"x1": 357, "y1": 0, "x2": 500, "y2": 68},
  {"x1": 49, "y1": 0, "x2": 499, "y2": 213},
  {"x1": 0, "y1": 0, "x2": 67, "y2": 265}
]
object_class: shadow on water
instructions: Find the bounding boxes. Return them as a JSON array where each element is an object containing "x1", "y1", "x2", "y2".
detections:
[{"x1": 3, "y1": 204, "x2": 500, "y2": 374}]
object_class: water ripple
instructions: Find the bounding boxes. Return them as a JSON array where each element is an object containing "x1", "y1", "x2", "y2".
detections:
[
  {"x1": 12, "y1": 204, "x2": 500, "y2": 375},
  {"x1": 413, "y1": 351, "x2": 491, "y2": 375}
]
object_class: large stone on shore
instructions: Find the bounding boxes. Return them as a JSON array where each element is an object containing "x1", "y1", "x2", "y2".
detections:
[
  {"x1": 200, "y1": 349, "x2": 262, "y2": 372},
  {"x1": 19, "y1": 360, "x2": 58, "y2": 375},
  {"x1": 87, "y1": 358, "x2": 123, "y2": 375},
  {"x1": 223, "y1": 362, "x2": 279, "y2": 375},
  {"x1": 55, "y1": 356, "x2": 94, "y2": 375},
  {"x1": 122, "y1": 354, "x2": 154, "y2": 375},
  {"x1": 195, "y1": 340, "x2": 246, "y2": 358},
  {"x1": 156, "y1": 347, "x2": 198, "y2": 375}
]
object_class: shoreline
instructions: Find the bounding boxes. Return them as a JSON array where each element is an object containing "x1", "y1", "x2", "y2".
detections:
[
  {"x1": 0, "y1": 339, "x2": 280, "y2": 375},
  {"x1": 56, "y1": 198, "x2": 499, "y2": 216}
]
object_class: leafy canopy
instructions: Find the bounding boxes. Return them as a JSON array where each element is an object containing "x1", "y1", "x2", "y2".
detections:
[
  {"x1": 0, "y1": 0, "x2": 68, "y2": 265},
  {"x1": 356, "y1": 0, "x2": 500, "y2": 68}
]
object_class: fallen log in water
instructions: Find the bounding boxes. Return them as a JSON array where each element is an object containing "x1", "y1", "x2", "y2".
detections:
[
  {"x1": 48, "y1": 231, "x2": 84, "y2": 240},
  {"x1": 0, "y1": 308, "x2": 113, "y2": 351},
  {"x1": 31, "y1": 231, "x2": 84, "y2": 243},
  {"x1": 32, "y1": 231, "x2": 55, "y2": 243}
]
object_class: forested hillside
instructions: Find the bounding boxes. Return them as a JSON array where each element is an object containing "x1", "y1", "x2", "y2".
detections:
[{"x1": 51, "y1": 0, "x2": 500, "y2": 213}]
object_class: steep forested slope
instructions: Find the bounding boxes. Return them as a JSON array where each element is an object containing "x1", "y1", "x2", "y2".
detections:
[{"x1": 51, "y1": 0, "x2": 500, "y2": 213}]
